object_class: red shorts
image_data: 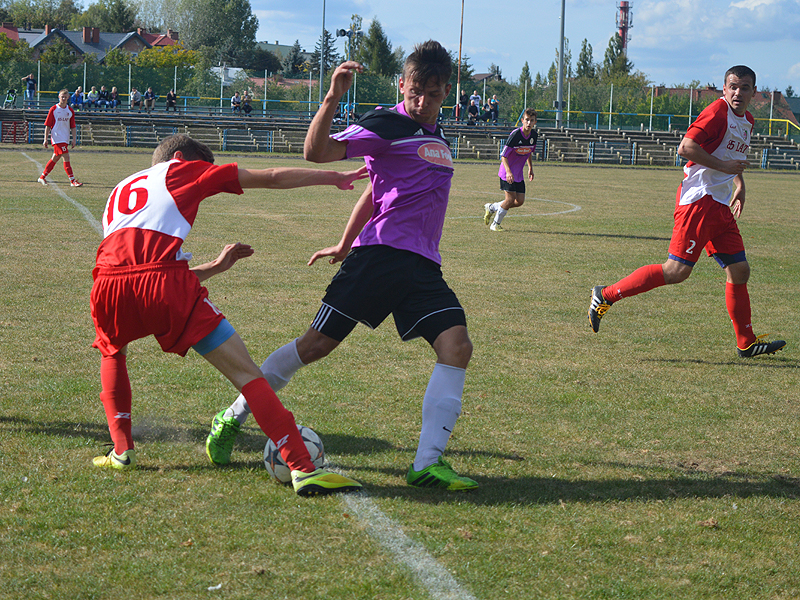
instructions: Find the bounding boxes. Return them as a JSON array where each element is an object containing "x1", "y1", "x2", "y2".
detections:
[
  {"x1": 668, "y1": 186, "x2": 744, "y2": 266},
  {"x1": 90, "y1": 262, "x2": 225, "y2": 357},
  {"x1": 52, "y1": 143, "x2": 69, "y2": 156}
]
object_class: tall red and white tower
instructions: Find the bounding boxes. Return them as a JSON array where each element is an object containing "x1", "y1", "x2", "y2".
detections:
[{"x1": 616, "y1": 1, "x2": 633, "y2": 55}]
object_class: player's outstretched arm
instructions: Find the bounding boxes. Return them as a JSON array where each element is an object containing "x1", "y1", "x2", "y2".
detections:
[
  {"x1": 304, "y1": 61, "x2": 363, "y2": 163},
  {"x1": 237, "y1": 164, "x2": 367, "y2": 190},
  {"x1": 308, "y1": 182, "x2": 373, "y2": 266},
  {"x1": 191, "y1": 242, "x2": 254, "y2": 282}
]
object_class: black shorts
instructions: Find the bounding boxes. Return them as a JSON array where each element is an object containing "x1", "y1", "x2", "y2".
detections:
[
  {"x1": 500, "y1": 179, "x2": 526, "y2": 194},
  {"x1": 312, "y1": 245, "x2": 466, "y2": 344}
]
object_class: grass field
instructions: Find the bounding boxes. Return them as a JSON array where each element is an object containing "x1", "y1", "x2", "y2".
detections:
[{"x1": 1, "y1": 144, "x2": 799, "y2": 600}]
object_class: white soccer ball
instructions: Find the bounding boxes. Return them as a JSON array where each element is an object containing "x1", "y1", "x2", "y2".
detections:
[{"x1": 263, "y1": 425, "x2": 325, "y2": 483}]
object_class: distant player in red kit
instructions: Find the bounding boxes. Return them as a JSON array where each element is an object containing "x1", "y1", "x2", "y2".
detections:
[
  {"x1": 39, "y1": 89, "x2": 83, "y2": 187},
  {"x1": 90, "y1": 133, "x2": 367, "y2": 496},
  {"x1": 588, "y1": 65, "x2": 785, "y2": 358}
]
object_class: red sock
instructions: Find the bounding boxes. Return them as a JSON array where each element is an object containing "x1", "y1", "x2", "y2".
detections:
[
  {"x1": 242, "y1": 378, "x2": 314, "y2": 472},
  {"x1": 63, "y1": 160, "x2": 75, "y2": 180},
  {"x1": 604, "y1": 264, "x2": 666, "y2": 303},
  {"x1": 726, "y1": 282, "x2": 756, "y2": 349},
  {"x1": 99, "y1": 354, "x2": 134, "y2": 454},
  {"x1": 42, "y1": 160, "x2": 55, "y2": 177}
]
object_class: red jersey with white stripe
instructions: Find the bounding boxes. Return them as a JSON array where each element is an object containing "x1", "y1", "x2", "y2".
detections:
[
  {"x1": 680, "y1": 98, "x2": 753, "y2": 207},
  {"x1": 95, "y1": 159, "x2": 243, "y2": 269},
  {"x1": 44, "y1": 104, "x2": 75, "y2": 145}
]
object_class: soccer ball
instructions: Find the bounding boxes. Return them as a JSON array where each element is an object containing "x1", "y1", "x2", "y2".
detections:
[{"x1": 263, "y1": 425, "x2": 325, "y2": 483}]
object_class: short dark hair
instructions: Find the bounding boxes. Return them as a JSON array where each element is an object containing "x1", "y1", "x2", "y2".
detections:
[
  {"x1": 403, "y1": 40, "x2": 452, "y2": 87},
  {"x1": 725, "y1": 65, "x2": 756, "y2": 87},
  {"x1": 152, "y1": 134, "x2": 215, "y2": 166},
  {"x1": 523, "y1": 108, "x2": 537, "y2": 119}
]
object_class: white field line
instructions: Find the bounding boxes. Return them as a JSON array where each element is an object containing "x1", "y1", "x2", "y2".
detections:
[
  {"x1": 22, "y1": 153, "x2": 103, "y2": 236},
  {"x1": 23, "y1": 150, "x2": 479, "y2": 600},
  {"x1": 341, "y1": 490, "x2": 478, "y2": 600}
]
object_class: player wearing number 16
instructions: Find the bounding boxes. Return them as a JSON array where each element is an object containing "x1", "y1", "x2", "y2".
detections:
[
  {"x1": 89, "y1": 134, "x2": 367, "y2": 496},
  {"x1": 588, "y1": 65, "x2": 785, "y2": 358}
]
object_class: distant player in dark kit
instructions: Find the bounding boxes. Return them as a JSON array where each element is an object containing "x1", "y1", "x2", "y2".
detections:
[
  {"x1": 588, "y1": 65, "x2": 785, "y2": 358},
  {"x1": 208, "y1": 41, "x2": 480, "y2": 491},
  {"x1": 90, "y1": 133, "x2": 367, "y2": 496},
  {"x1": 483, "y1": 108, "x2": 538, "y2": 231}
]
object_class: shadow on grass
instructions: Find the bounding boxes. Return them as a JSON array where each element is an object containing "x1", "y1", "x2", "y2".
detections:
[
  {"x1": 512, "y1": 228, "x2": 672, "y2": 243},
  {"x1": 6, "y1": 415, "x2": 799, "y2": 504},
  {"x1": 643, "y1": 356, "x2": 799, "y2": 369},
  {"x1": 348, "y1": 461, "x2": 800, "y2": 506}
]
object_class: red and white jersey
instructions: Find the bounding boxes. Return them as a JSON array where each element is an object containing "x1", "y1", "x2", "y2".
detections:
[
  {"x1": 44, "y1": 104, "x2": 75, "y2": 145},
  {"x1": 680, "y1": 97, "x2": 754, "y2": 206},
  {"x1": 96, "y1": 159, "x2": 242, "y2": 268}
]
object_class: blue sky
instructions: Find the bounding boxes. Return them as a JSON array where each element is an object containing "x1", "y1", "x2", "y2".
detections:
[{"x1": 251, "y1": 0, "x2": 800, "y2": 92}]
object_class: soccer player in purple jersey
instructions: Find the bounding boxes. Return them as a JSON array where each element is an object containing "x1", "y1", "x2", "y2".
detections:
[
  {"x1": 483, "y1": 108, "x2": 538, "y2": 231},
  {"x1": 208, "y1": 41, "x2": 479, "y2": 491}
]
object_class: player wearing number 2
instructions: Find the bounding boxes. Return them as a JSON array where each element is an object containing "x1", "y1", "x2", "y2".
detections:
[
  {"x1": 89, "y1": 134, "x2": 367, "y2": 496},
  {"x1": 588, "y1": 65, "x2": 785, "y2": 358}
]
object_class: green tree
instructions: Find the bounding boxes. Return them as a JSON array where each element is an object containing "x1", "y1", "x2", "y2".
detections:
[
  {"x1": 600, "y1": 33, "x2": 633, "y2": 81},
  {"x1": 576, "y1": 38, "x2": 595, "y2": 79},
  {"x1": 309, "y1": 29, "x2": 340, "y2": 77},
  {"x1": 547, "y1": 37, "x2": 572, "y2": 85},
  {"x1": 281, "y1": 39, "x2": 305, "y2": 78},
  {"x1": 518, "y1": 62, "x2": 531, "y2": 87},
  {"x1": 176, "y1": 0, "x2": 258, "y2": 62},
  {"x1": 784, "y1": 85, "x2": 795, "y2": 98},
  {"x1": 357, "y1": 19, "x2": 400, "y2": 76},
  {"x1": 239, "y1": 46, "x2": 282, "y2": 74},
  {"x1": 0, "y1": 32, "x2": 33, "y2": 61},
  {"x1": 489, "y1": 63, "x2": 502, "y2": 80},
  {"x1": 8, "y1": 0, "x2": 80, "y2": 28},
  {"x1": 39, "y1": 36, "x2": 76, "y2": 64},
  {"x1": 103, "y1": 46, "x2": 134, "y2": 66},
  {"x1": 70, "y1": 0, "x2": 137, "y2": 32}
]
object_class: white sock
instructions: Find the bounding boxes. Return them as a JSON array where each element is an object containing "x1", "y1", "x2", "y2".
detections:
[
  {"x1": 493, "y1": 207, "x2": 508, "y2": 225},
  {"x1": 224, "y1": 339, "x2": 305, "y2": 424},
  {"x1": 489, "y1": 202, "x2": 501, "y2": 212},
  {"x1": 412, "y1": 363, "x2": 465, "y2": 471}
]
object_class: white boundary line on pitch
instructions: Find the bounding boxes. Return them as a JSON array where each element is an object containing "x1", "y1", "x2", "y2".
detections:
[
  {"x1": 340, "y1": 489, "x2": 478, "y2": 600},
  {"x1": 22, "y1": 153, "x2": 103, "y2": 236},
  {"x1": 22, "y1": 150, "x2": 479, "y2": 600}
]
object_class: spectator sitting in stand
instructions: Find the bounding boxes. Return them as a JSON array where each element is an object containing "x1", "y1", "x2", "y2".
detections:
[
  {"x1": 97, "y1": 85, "x2": 110, "y2": 110},
  {"x1": 165, "y1": 90, "x2": 178, "y2": 112},
  {"x1": 143, "y1": 87, "x2": 157, "y2": 112},
  {"x1": 242, "y1": 91, "x2": 252, "y2": 116},
  {"x1": 467, "y1": 99, "x2": 479, "y2": 124},
  {"x1": 130, "y1": 87, "x2": 142, "y2": 112},
  {"x1": 69, "y1": 87, "x2": 84, "y2": 111},
  {"x1": 86, "y1": 86, "x2": 100, "y2": 110},
  {"x1": 231, "y1": 91, "x2": 242, "y2": 114},
  {"x1": 108, "y1": 86, "x2": 120, "y2": 111}
]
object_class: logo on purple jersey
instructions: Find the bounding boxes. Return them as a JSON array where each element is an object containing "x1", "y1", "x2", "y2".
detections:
[{"x1": 418, "y1": 142, "x2": 452, "y2": 167}]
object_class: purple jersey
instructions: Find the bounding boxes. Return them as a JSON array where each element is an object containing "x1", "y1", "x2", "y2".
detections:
[
  {"x1": 498, "y1": 127, "x2": 538, "y2": 182},
  {"x1": 332, "y1": 102, "x2": 453, "y2": 265}
]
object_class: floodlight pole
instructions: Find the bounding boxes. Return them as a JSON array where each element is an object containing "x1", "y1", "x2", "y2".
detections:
[
  {"x1": 319, "y1": 0, "x2": 326, "y2": 106},
  {"x1": 456, "y1": 0, "x2": 464, "y2": 120},
  {"x1": 555, "y1": 0, "x2": 565, "y2": 128}
]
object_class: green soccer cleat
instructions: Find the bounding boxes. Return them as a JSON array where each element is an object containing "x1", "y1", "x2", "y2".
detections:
[
  {"x1": 489, "y1": 223, "x2": 505, "y2": 232},
  {"x1": 483, "y1": 203, "x2": 494, "y2": 225},
  {"x1": 588, "y1": 285, "x2": 613, "y2": 333},
  {"x1": 93, "y1": 448, "x2": 136, "y2": 470},
  {"x1": 291, "y1": 468, "x2": 363, "y2": 497},
  {"x1": 205, "y1": 410, "x2": 241, "y2": 465},
  {"x1": 737, "y1": 335, "x2": 786, "y2": 358},
  {"x1": 406, "y1": 457, "x2": 478, "y2": 491}
]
